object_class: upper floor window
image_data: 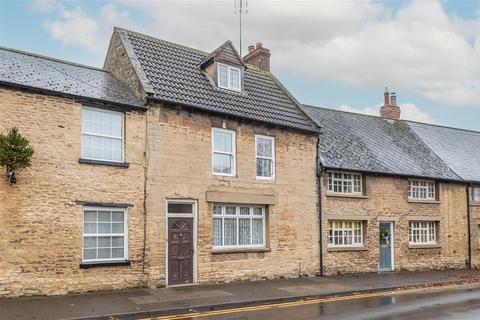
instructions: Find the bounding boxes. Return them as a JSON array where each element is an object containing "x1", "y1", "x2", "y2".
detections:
[
  {"x1": 327, "y1": 171, "x2": 362, "y2": 195},
  {"x1": 409, "y1": 221, "x2": 437, "y2": 245},
  {"x1": 471, "y1": 186, "x2": 480, "y2": 203},
  {"x1": 408, "y1": 180, "x2": 435, "y2": 200},
  {"x1": 82, "y1": 107, "x2": 124, "y2": 162},
  {"x1": 212, "y1": 128, "x2": 236, "y2": 176},
  {"x1": 256, "y1": 135, "x2": 275, "y2": 179},
  {"x1": 217, "y1": 63, "x2": 241, "y2": 91}
]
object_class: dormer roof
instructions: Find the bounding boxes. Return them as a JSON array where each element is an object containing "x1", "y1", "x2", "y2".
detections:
[{"x1": 200, "y1": 40, "x2": 246, "y2": 69}]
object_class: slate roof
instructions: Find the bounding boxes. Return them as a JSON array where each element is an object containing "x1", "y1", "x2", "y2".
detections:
[
  {"x1": 301, "y1": 105, "x2": 463, "y2": 181},
  {"x1": 408, "y1": 122, "x2": 480, "y2": 183},
  {"x1": 116, "y1": 28, "x2": 319, "y2": 133},
  {"x1": 0, "y1": 47, "x2": 144, "y2": 109}
]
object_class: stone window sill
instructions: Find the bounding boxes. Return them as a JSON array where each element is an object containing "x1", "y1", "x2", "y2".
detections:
[
  {"x1": 327, "y1": 246, "x2": 368, "y2": 252},
  {"x1": 408, "y1": 244, "x2": 441, "y2": 249},
  {"x1": 79, "y1": 158, "x2": 129, "y2": 168},
  {"x1": 80, "y1": 260, "x2": 131, "y2": 269},
  {"x1": 211, "y1": 247, "x2": 271, "y2": 254},
  {"x1": 470, "y1": 202, "x2": 480, "y2": 207},
  {"x1": 407, "y1": 199, "x2": 440, "y2": 204},
  {"x1": 326, "y1": 193, "x2": 368, "y2": 199}
]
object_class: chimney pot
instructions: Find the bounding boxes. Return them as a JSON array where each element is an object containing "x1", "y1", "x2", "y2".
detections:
[
  {"x1": 384, "y1": 87, "x2": 390, "y2": 106},
  {"x1": 256, "y1": 42, "x2": 263, "y2": 49},
  {"x1": 390, "y1": 93, "x2": 397, "y2": 106},
  {"x1": 248, "y1": 45, "x2": 255, "y2": 53}
]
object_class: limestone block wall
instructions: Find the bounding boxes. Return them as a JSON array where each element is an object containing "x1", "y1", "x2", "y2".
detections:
[
  {"x1": 321, "y1": 174, "x2": 469, "y2": 275},
  {"x1": 470, "y1": 204, "x2": 480, "y2": 268},
  {"x1": 144, "y1": 104, "x2": 320, "y2": 287},
  {"x1": 0, "y1": 88, "x2": 147, "y2": 297}
]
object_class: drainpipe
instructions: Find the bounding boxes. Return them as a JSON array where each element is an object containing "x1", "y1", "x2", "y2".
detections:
[
  {"x1": 467, "y1": 184, "x2": 472, "y2": 269},
  {"x1": 316, "y1": 136, "x2": 324, "y2": 276}
]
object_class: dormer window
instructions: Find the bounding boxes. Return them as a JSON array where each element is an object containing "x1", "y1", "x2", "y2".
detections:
[{"x1": 217, "y1": 63, "x2": 241, "y2": 91}]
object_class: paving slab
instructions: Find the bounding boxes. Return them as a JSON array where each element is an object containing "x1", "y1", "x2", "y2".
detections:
[{"x1": 1, "y1": 270, "x2": 480, "y2": 320}]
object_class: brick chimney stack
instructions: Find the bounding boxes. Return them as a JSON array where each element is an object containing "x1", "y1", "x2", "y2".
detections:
[
  {"x1": 380, "y1": 87, "x2": 401, "y2": 120},
  {"x1": 243, "y1": 42, "x2": 271, "y2": 72}
]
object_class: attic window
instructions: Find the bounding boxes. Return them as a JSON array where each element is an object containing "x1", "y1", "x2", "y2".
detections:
[{"x1": 217, "y1": 63, "x2": 241, "y2": 91}]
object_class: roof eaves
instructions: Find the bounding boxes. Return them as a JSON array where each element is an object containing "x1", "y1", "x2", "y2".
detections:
[
  {"x1": 321, "y1": 165, "x2": 465, "y2": 184},
  {"x1": 146, "y1": 95, "x2": 319, "y2": 134},
  {"x1": 0, "y1": 80, "x2": 147, "y2": 112}
]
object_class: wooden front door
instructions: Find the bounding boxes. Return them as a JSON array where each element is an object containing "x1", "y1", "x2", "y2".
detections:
[{"x1": 168, "y1": 217, "x2": 193, "y2": 285}]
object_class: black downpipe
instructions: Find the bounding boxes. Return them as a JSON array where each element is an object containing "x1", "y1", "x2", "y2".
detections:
[
  {"x1": 316, "y1": 137, "x2": 324, "y2": 276},
  {"x1": 467, "y1": 185, "x2": 472, "y2": 269}
]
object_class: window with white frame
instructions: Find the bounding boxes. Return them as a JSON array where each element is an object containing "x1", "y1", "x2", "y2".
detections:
[
  {"x1": 327, "y1": 172, "x2": 362, "y2": 195},
  {"x1": 409, "y1": 221, "x2": 437, "y2": 245},
  {"x1": 328, "y1": 221, "x2": 364, "y2": 247},
  {"x1": 82, "y1": 107, "x2": 124, "y2": 162},
  {"x1": 83, "y1": 207, "x2": 127, "y2": 262},
  {"x1": 217, "y1": 63, "x2": 241, "y2": 91},
  {"x1": 471, "y1": 187, "x2": 480, "y2": 202},
  {"x1": 213, "y1": 204, "x2": 265, "y2": 248},
  {"x1": 256, "y1": 135, "x2": 275, "y2": 179},
  {"x1": 408, "y1": 180, "x2": 435, "y2": 200},
  {"x1": 212, "y1": 128, "x2": 236, "y2": 176}
]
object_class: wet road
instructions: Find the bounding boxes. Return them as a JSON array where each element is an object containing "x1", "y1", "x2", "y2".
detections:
[{"x1": 159, "y1": 285, "x2": 480, "y2": 320}]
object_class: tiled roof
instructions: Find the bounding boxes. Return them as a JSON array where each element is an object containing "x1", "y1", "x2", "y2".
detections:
[
  {"x1": 408, "y1": 122, "x2": 480, "y2": 183},
  {"x1": 0, "y1": 47, "x2": 144, "y2": 109},
  {"x1": 117, "y1": 28, "x2": 319, "y2": 133},
  {"x1": 302, "y1": 105, "x2": 462, "y2": 181}
]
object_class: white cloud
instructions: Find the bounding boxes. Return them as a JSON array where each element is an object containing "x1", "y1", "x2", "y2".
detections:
[
  {"x1": 42, "y1": 3, "x2": 140, "y2": 55},
  {"x1": 39, "y1": 0, "x2": 480, "y2": 108},
  {"x1": 337, "y1": 103, "x2": 435, "y2": 123}
]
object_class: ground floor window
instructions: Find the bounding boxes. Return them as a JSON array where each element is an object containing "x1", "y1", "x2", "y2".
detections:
[
  {"x1": 328, "y1": 221, "x2": 364, "y2": 247},
  {"x1": 213, "y1": 204, "x2": 265, "y2": 248},
  {"x1": 83, "y1": 207, "x2": 127, "y2": 262},
  {"x1": 409, "y1": 221, "x2": 437, "y2": 245}
]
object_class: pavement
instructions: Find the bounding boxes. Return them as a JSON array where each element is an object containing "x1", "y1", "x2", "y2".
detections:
[{"x1": 2, "y1": 269, "x2": 480, "y2": 320}]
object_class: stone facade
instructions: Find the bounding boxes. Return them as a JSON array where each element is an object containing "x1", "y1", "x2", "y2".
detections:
[
  {"x1": 143, "y1": 104, "x2": 320, "y2": 287},
  {"x1": 471, "y1": 200, "x2": 480, "y2": 268},
  {"x1": 0, "y1": 88, "x2": 147, "y2": 297},
  {"x1": 321, "y1": 173, "x2": 469, "y2": 275}
]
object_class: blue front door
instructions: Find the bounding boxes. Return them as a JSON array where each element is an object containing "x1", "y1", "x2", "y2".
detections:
[{"x1": 379, "y1": 222, "x2": 393, "y2": 270}]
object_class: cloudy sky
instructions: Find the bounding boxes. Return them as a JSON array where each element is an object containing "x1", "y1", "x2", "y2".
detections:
[{"x1": 1, "y1": 0, "x2": 479, "y2": 130}]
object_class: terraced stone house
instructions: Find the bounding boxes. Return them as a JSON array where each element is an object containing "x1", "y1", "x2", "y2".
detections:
[
  {"x1": 0, "y1": 28, "x2": 320, "y2": 297},
  {"x1": 303, "y1": 90, "x2": 480, "y2": 275},
  {"x1": 1, "y1": 27, "x2": 479, "y2": 299}
]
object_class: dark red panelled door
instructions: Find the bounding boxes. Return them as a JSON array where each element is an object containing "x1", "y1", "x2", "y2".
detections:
[{"x1": 168, "y1": 218, "x2": 193, "y2": 285}]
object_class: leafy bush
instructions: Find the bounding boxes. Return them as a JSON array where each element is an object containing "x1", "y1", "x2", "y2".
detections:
[{"x1": 0, "y1": 127, "x2": 34, "y2": 184}]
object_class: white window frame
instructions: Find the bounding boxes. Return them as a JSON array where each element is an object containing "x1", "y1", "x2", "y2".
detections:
[
  {"x1": 327, "y1": 171, "x2": 362, "y2": 195},
  {"x1": 408, "y1": 179, "x2": 435, "y2": 201},
  {"x1": 81, "y1": 106, "x2": 125, "y2": 163},
  {"x1": 217, "y1": 63, "x2": 241, "y2": 92},
  {"x1": 328, "y1": 220, "x2": 364, "y2": 247},
  {"x1": 212, "y1": 204, "x2": 266, "y2": 250},
  {"x1": 212, "y1": 128, "x2": 236, "y2": 177},
  {"x1": 471, "y1": 186, "x2": 480, "y2": 203},
  {"x1": 409, "y1": 221, "x2": 437, "y2": 245},
  {"x1": 255, "y1": 135, "x2": 275, "y2": 180},
  {"x1": 82, "y1": 206, "x2": 128, "y2": 263}
]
